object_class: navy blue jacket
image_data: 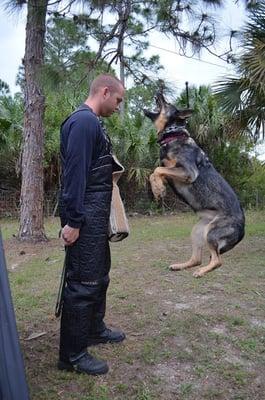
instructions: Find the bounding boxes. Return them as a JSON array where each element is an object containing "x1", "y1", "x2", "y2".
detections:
[
  {"x1": 59, "y1": 104, "x2": 112, "y2": 228},
  {"x1": 59, "y1": 105, "x2": 113, "y2": 281}
]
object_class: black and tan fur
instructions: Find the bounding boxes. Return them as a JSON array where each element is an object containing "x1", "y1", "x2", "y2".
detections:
[{"x1": 144, "y1": 92, "x2": 245, "y2": 278}]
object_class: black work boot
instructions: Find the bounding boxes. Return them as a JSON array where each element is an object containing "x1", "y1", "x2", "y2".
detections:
[
  {"x1": 87, "y1": 327, "x2": 126, "y2": 346},
  {"x1": 58, "y1": 351, "x2": 109, "y2": 375}
]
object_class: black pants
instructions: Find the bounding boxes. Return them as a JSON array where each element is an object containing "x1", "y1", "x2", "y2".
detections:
[
  {"x1": 59, "y1": 223, "x2": 111, "y2": 362},
  {"x1": 59, "y1": 275, "x2": 110, "y2": 362}
]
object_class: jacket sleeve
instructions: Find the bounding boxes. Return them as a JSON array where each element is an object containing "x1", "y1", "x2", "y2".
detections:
[{"x1": 62, "y1": 113, "x2": 98, "y2": 228}]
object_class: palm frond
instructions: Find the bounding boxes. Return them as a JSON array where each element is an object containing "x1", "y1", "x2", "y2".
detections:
[
  {"x1": 213, "y1": 77, "x2": 249, "y2": 114},
  {"x1": 127, "y1": 167, "x2": 151, "y2": 187}
]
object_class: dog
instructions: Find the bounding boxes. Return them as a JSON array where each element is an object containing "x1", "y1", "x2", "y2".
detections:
[{"x1": 144, "y1": 92, "x2": 245, "y2": 278}]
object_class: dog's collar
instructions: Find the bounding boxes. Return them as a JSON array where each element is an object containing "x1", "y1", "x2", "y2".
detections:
[{"x1": 157, "y1": 124, "x2": 190, "y2": 146}]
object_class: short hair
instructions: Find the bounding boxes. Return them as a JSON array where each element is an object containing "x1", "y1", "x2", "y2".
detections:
[{"x1": 89, "y1": 74, "x2": 124, "y2": 96}]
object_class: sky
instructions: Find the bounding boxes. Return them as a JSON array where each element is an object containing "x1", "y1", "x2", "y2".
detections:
[
  {"x1": 0, "y1": 6, "x2": 26, "y2": 93},
  {"x1": 0, "y1": 2, "x2": 246, "y2": 94}
]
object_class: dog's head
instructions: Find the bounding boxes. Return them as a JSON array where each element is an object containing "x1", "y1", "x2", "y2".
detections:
[{"x1": 144, "y1": 91, "x2": 193, "y2": 135}]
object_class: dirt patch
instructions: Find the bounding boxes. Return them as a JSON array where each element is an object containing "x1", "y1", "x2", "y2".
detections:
[{"x1": 4, "y1": 237, "x2": 62, "y2": 270}]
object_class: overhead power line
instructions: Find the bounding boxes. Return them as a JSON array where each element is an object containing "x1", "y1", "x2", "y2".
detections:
[{"x1": 149, "y1": 44, "x2": 230, "y2": 69}]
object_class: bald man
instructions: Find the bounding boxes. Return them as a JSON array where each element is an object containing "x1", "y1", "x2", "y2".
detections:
[{"x1": 58, "y1": 74, "x2": 125, "y2": 375}]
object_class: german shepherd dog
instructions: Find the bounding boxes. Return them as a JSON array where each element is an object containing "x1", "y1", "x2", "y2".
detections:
[{"x1": 144, "y1": 92, "x2": 245, "y2": 278}]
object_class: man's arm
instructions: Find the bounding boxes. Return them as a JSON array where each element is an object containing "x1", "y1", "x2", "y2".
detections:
[{"x1": 61, "y1": 112, "x2": 98, "y2": 245}]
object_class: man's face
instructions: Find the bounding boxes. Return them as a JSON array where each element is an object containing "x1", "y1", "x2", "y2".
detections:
[{"x1": 100, "y1": 85, "x2": 125, "y2": 117}]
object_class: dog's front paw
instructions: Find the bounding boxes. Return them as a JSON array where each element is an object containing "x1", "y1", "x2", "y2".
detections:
[
  {"x1": 150, "y1": 173, "x2": 166, "y2": 200},
  {"x1": 169, "y1": 263, "x2": 183, "y2": 271}
]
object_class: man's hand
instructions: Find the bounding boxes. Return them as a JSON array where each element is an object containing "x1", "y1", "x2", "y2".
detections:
[{"x1": 61, "y1": 225, "x2": 80, "y2": 246}]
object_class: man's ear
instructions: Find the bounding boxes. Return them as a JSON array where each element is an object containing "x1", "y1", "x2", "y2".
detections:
[{"x1": 102, "y1": 87, "x2": 110, "y2": 99}]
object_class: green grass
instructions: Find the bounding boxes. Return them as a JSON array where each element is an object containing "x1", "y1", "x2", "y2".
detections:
[
  {"x1": 0, "y1": 217, "x2": 19, "y2": 239},
  {"x1": 1, "y1": 211, "x2": 265, "y2": 400},
  {"x1": 0, "y1": 216, "x2": 61, "y2": 240},
  {"x1": 1, "y1": 210, "x2": 264, "y2": 241},
  {"x1": 244, "y1": 210, "x2": 265, "y2": 236}
]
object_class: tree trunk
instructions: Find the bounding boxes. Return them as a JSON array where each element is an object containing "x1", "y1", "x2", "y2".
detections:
[{"x1": 19, "y1": 0, "x2": 48, "y2": 241}]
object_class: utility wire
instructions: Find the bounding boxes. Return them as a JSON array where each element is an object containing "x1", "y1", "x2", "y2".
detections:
[{"x1": 149, "y1": 44, "x2": 231, "y2": 69}]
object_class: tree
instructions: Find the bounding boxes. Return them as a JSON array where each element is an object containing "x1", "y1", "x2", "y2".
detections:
[
  {"x1": 214, "y1": 2, "x2": 265, "y2": 141},
  {"x1": 66, "y1": 1, "x2": 227, "y2": 82},
  {"x1": 42, "y1": 15, "x2": 114, "y2": 192},
  {"x1": 18, "y1": 0, "x2": 49, "y2": 241}
]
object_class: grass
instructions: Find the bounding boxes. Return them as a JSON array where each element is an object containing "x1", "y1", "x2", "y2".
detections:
[{"x1": 1, "y1": 210, "x2": 265, "y2": 400}]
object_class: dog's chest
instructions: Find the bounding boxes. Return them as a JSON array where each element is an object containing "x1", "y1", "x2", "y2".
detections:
[{"x1": 160, "y1": 141, "x2": 190, "y2": 167}]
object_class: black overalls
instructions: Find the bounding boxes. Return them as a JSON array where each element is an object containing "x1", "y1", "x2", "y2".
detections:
[{"x1": 58, "y1": 105, "x2": 113, "y2": 362}]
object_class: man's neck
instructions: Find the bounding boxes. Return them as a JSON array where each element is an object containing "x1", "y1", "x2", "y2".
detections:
[{"x1": 84, "y1": 98, "x2": 100, "y2": 116}]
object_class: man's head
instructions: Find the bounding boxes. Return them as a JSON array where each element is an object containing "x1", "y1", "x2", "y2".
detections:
[{"x1": 86, "y1": 74, "x2": 125, "y2": 117}]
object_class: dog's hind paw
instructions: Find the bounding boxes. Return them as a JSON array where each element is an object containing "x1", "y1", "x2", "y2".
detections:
[
  {"x1": 170, "y1": 259, "x2": 202, "y2": 271},
  {"x1": 193, "y1": 270, "x2": 204, "y2": 278},
  {"x1": 193, "y1": 261, "x2": 222, "y2": 278}
]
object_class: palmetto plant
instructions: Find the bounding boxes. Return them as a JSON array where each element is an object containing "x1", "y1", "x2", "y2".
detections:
[
  {"x1": 106, "y1": 111, "x2": 158, "y2": 188},
  {"x1": 0, "y1": 94, "x2": 23, "y2": 150},
  {"x1": 214, "y1": 2, "x2": 265, "y2": 141},
  {"x1": 0, "y1": 88, "x2": 24, "y2": 187}
]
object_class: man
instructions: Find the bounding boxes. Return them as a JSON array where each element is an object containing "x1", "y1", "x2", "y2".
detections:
[{"x1": 58, "y1": 74, "x2": 126, "y2": 375}]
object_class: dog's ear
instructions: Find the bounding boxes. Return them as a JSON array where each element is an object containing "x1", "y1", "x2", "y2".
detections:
[
  {"x1": 176, "y1": 109, "x2": 193, "y2": 120},
  {"x1": 155, "y1": 90, "x2": 166, "y2": 101},
  {"x1": 143, "y1": 109, "x2": 159, "y2": 121},
  {"x1": 155, "y1": 91, "x2": 167, "y2": 107}
]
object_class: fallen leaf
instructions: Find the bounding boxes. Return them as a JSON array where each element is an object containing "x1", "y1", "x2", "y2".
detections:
[{"x1": 25, "y1": 332, "x2": 47, "y2": 341}]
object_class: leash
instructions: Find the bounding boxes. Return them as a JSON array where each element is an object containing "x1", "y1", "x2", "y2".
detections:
[{"x1": 55, "y1": 247, "x2": 68, "y2": 318}]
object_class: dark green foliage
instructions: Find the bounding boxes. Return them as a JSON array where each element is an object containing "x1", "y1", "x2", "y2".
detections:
[
  {"x1": 0, "y1": 86, "x2": 23, "y2": 189},
  {"x1": 214, "y1": 2, "x2": 265, "y2": 140}
]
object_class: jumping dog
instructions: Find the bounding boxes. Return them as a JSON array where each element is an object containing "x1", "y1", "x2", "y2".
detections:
[{"x1": 144, "y1": 92, "x2": 245, "y2": 278}]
